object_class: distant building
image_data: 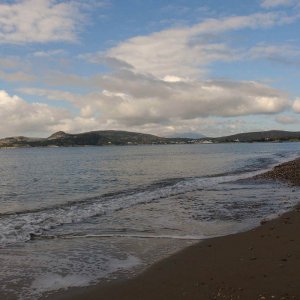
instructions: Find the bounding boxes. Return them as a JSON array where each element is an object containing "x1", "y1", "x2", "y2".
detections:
[{"x1": 201, "y1": 140, "x2": 213, "y2": 144}]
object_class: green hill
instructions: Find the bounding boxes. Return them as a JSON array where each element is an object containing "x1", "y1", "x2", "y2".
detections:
[
  {"x1": 0, "y1": 130, "x2": 190, "y2": 148},
  {"x1": 0, "y1": 129, "x2": 299, "y2": 148}
]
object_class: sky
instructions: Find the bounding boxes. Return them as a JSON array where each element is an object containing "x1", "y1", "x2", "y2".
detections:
[{"x1": 0, "y1": 0, "x2": 300, "y2": 138}]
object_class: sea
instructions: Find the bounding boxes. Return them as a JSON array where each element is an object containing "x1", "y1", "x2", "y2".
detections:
[{"x1": 0, "y1": 143, "x2": 299, "y2": 299}]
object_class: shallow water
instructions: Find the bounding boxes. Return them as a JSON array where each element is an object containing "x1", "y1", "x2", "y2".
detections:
[{"x1": 0, "y1": 143, "x2": 299, "y2": 299}]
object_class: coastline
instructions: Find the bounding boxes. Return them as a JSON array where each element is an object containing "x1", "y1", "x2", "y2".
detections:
[{"x1": 46, "y1": 158, "x2": 300, "y2": 300}]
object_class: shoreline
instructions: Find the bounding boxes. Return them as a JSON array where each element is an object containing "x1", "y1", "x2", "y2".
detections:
[
  {"x1": 46, "y1": 158, "x2": 300, "y2": 300},
  {"x1": 1, "y1": 141, "x2": 300, "y2": 150}
]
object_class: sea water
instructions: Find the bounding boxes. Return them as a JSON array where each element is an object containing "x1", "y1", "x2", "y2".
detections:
[{"x1": 0, "y1": 143, "x2": 299, "y2": 299}]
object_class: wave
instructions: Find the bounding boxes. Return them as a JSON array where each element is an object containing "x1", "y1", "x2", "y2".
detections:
[
  {"x1": 0, "y1": 154, "x2": 296, "y2": 246},
  {"x1": 32, "y1": 233, "x2": 205, "y2": 241},
  {"x1": 0, "y1": 173, "x2": 258, "y2": 245}
]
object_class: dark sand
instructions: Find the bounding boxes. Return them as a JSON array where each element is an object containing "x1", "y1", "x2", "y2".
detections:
[{"x1": 49, "y1": 158, "x2": 300, "y2": 300}]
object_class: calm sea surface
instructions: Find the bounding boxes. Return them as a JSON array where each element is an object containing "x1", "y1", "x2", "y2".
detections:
[{"x1": 0, "y1": 143, "x2": 299, "y2": 299}]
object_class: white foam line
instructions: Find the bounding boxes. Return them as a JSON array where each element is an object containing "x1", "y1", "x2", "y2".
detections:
[{"x1": 61, "y1": 234, "x2": 204, "y2": 241}]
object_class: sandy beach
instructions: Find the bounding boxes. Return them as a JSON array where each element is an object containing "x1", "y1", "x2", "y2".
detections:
[{"x1": 45, "y1": 158, "x2": 300, "y2": 300}]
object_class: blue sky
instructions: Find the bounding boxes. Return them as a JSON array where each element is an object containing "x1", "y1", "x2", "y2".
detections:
[{"x1": 0, "y1": 0, "x2": 300, "y2": 138}]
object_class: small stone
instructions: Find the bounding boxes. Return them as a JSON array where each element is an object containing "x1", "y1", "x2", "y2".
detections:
[{"x1": 281, "y1": 258, "x2": 287, "y2": 262}]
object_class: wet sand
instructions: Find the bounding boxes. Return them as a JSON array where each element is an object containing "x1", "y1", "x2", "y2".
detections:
[{"x1": 49, "y1": 158, "x2": 300, "y2": 300}]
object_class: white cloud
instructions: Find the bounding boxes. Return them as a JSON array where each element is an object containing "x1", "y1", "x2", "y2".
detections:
[
  {"x1": 0, "y1": 90, "x2": 71, "y2": 137},
  {"x1": 16, "y1": 9, "x2": 296, "y2": 136},
  {"x1": 103, "y1": 12, "x2": 298, "y2": 80},
  {"x1": 16, "y1": 83, "x2": 288, "y2": 136},
  {"x1": 97, "y1": 78, "x2": 289, "y2": 124},
  {"x1": 2, "y1": 8, "x2": 297, "y2": 137},
  {"x1": 0, "y1": 0, "x2": 89, "y2": 44},
  {"x1": 261, "y1": 0, "x2": 298, "y2": 8},
  {"x1": 292, "y1": 98, "x2": 300, "y2": 113},
  {"x1": 20, "y1": 75, "x2": 289, "y2": 128}
]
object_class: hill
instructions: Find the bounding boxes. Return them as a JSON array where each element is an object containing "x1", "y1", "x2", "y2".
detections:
[
  {"x1": 0, "y1": 130, "x2": 299, "y2": 148},
  {"x1": 211, "y1": 130, "x2": 300, "y2": 143},
  {"x1": 0, "y1": 130, "x2": 191, "y2": 148}
]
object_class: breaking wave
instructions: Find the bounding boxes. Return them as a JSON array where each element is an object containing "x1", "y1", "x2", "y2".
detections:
[{"x1": 0, "y1": 171, "x2": 263, "y2": 246}]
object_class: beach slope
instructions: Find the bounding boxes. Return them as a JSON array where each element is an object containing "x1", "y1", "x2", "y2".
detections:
[{"x1": 53, "y1": 158, "x2": 300, "y2": 300}]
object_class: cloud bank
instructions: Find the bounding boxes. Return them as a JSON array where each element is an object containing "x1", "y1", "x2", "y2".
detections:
[
  {"x1": 1, "y1": 4, "x2": 299, "y2": 137},
  {"x1": 105, "y1": 12, "x2": 298, "y2": 80},
  {"x1": 0, "y1": 90, "x2": 70, "y2": 136},
  {"x1": 20, "y1": 74, "x2": 289, "y2": 128},
  {"x1": 39, "y1": 12, "x2": 294, "y2": 133}
]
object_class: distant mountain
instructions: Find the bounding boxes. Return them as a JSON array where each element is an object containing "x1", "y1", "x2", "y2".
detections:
[
  {"x1": 211, "y1": 130, "x2": 300, "y2": 143},
  {"x1": 0, "y1": 136, "x2": 46, "y2": 147},
  {"x1": 0, "y1": 130, "x2": 192, "y2": 148},
  {"x1": 0, "y1": 129, "x2": 299, "y2": 148}
]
